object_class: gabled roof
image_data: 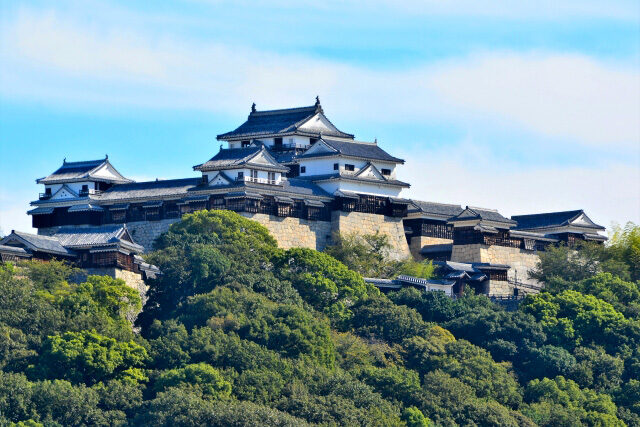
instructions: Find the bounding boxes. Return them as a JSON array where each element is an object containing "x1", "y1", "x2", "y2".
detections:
[
  {"x1": 37, "y1": 157, "x2": 132, "y2": 185},
  {"x1": 448, "y1": 206, "x2": 517, "y2": 227},
  {"x1": 512, "y1": 210, "x2": 605, "y2": 231},
  {"x1": 217, "y1": 99, "x2": 353, "y2": 140},
  {"x1": 408, "y1": 200, "x2": 464, "y2": 219},
  {"x1": 194, "y1": 145, "x2": 288, "y2": 173},
  {"x1": 298, "y1": 138, "x2": 404, "y2": 163},
  {"x1": 53, "y1": 225, "x2": 143, "y2": 253},
  {"x1": 0, "y1": 231, "x2": 76, "y2": 257}
]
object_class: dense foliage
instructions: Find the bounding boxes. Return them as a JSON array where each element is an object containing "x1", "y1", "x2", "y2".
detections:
[{"x1": 0, "y1": 211, "x2": 638, "y2": 426}]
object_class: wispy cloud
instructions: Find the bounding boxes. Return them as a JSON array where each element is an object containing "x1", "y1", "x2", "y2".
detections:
[
  {"x1": 2, "y1": 9, "x2": 638, "y2": 151},
  {"x1": 398, "y1": 142, "x2": 640, "y2": 226}
]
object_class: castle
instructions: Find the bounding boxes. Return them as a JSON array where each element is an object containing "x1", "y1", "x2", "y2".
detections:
[{"x1": 0, "y1": 99, "x2": 607, "y2": 297}]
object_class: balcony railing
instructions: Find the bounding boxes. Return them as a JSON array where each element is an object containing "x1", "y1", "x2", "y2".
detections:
[
  {"x1": 236, "y1": 177, "x2": 279, "y2": 185},
  {"x1": 79, "y1": 189, "x2": 103, "y2": 197},
  {"x1": 39, "y1": 193, "x2": 52, "y2": 200},
  {"x1": 270, "y1": 142, "x2": 308, "y2": 151}
]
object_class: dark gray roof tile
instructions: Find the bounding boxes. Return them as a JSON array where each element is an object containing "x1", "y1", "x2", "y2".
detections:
[
  {"x1": 217, "y1": 102, "x2": 352, "y2": 140},
  {"x1": 299, "y1": 138, "x2": 404, "y2": 163},
  {"x1": 409, "y1": 200, "x2": 464, "y2": 218},
  {"x1": 96, "y1": 178, "x2": 200, "y2": 202},
  {"x1": 512, "y1": 210, "x2": 605, "y2": 231}
]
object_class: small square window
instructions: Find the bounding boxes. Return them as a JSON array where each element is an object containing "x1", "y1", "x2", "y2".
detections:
[
  {"x1": 310, "y1": 138, "x2": 318, "y2": 144},
  {"x1": 300, "y1": 166, "x2": 306, "y2": 173},
  {"x1": 237, "y1": 172, "x2": 244, "y2": 180},
  {"x1": 345, "y1": 164, "x2": 355, "y2": 171},
  {"x1": 202, "y1": 175, "x2": 209, "y2": 183},
  {"x1": 241, "y1": 140, "x2": 250, "y2": 147},
  {"x1": 333, "y1": 163, "x2": 339, "y2": 170},
  {"x1": 381, "y1": 169, "x2": 391, "y2": 176}
]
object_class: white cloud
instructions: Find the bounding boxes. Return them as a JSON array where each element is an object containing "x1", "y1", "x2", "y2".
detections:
[
  {"x1": 398, "y1": 143, "x2": 640, "y2": 228},
  {"x1": 191, "y1": 0, "x2": 640, "y2": 21},
  {"x1": 429, "y1": 54, "x2": 640, "y2": 148},
  {"x1": 1, "y1": 10, "x2": 638, "y2": 150}
]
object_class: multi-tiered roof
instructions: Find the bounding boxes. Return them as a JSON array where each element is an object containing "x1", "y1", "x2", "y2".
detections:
[{"x1": 217, "y1": 98, "x2": 353, "y2": 141}]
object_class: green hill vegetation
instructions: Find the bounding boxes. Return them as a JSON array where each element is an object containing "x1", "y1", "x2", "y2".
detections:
[{"x1": 1, "y1": 210, "x2": 638, "y2": 426}]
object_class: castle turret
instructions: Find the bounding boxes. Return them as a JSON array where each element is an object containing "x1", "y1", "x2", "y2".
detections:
[{"x1": 36, "y1": 156, "x2": 131, "y2": 201}]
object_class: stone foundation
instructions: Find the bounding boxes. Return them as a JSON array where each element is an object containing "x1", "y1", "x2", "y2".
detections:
[
  {"x1": 409, "y1": 236, "x2": 452, "y2": 260},
  {"x1": 124, "y1": 219, "x2": 181, "y2": 251},
  {"x1": 77, "y1": 267, "x2": 148, "y2": 322},
  {"x1": 39, "y1": 218, "x2": 180, "y2": 253},
  {"x1": 331, "y1": 211, "x2": 411, "y2": 260},
  {"x1": 451, "y1": 243, "x2": 542, "y2": 295},
  {"x1": 39, "y1": 210, "x2": 411, "y2": 258},
  {"x1": 240, "y1": 213, "x2": 332, "y2": 250}
]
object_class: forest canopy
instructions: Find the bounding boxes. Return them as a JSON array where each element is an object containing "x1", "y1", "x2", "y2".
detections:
[{"x1": 1, "y1": 211, "x2": 638, "y2": 426}]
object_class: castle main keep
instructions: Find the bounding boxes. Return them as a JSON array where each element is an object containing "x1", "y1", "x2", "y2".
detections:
[{"x1": 1, "y1": 99, "x2": 607, "y2": 297}]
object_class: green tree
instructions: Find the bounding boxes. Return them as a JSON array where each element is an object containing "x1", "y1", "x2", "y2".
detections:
[
  {"x1": 274, "y1": 247, "x2": 377, "y2": 322},
  {"x1": 608, "y1": 222, "x2": 640, "y2": 281},
  {"x1": 35, "y1": 330, "x2": 148, "y2": 385},
  {"x1": 154, "y1": 363, "x2": 232, "y2": 399}
]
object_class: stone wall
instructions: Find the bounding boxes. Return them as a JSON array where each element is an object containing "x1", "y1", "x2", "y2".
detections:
[
  {"x1": 125, "y1": 218, "x2": 181, "y2": 251},
  {"x1": 331, "y1": 211, "x2": 411, "y2": 260},
  {"x1": 451, "y1": 243, "x2": 542, "y2": 295},
  {"x1": 409, "y1": 236, "x2": 452, "y2": 260},
  {"x1": 39, "y1": 218, "x2": 180, "y2": 252},
  {"x1": 240, "y1": 213, "x2": 332, "y2": 250},
  {"x1": 486, "y1": 280, "x2": 512, "y2": 297},
  {"x1": 484, "y1": 245, "x2": 541, "y2": 287},
  {"x1": 79, "y1": 267, "x2": 148, "y2": 322},
  {"x1": 39, "y1": 210, "x2": 411, "y2": 257}
]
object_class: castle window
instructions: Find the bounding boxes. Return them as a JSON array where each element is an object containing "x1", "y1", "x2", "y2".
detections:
[
  {"x1": 211, "y1": 197, "x2": 225, "y2": 210},
  {"x1": 111, "y1": 210, "x2": 126, "y2": 223},
  {"x1": 274, "y1": 137, "x2": 283, "y2": 147},
  {"x1": 241, "y1": 140, "x2": 250, "y2": 147},
  {"x1": 300, "y1": 166, "x2": 306, "y2": 174},
  {"x1": 145, "y1": 208, "x2": 160, "y2": 221},
  {"x1": 45, "y1": 188, "x2": 52, "y2": 195},
  {"x1": 268, "y1": 172, "x2": 276, "y2": 183},
  {"x1": 237, "y1": 171, "x2": 244, "y2": 181},
  {"x1": 310, "y1": 138, "x2": 318, "y2": 144},
  {"x1": 333, "y1": 163, "x2": 339, "y2": 170},
  {"x1": 345, "y1": 164, "x2": 355, "y2": 172},
  {"x1": 251, "y1": 170, "x2": 258, "y2": 181},
  {"x1": 202, "y1": 175, "x2": 209, "y2": 183},
  {"x1": 381, "y1": 168, "x2": 391, "y2": 176}
]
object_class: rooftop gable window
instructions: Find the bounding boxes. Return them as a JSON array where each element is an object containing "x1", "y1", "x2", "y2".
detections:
[{"x1": 345, "y1": 164, "x2": 355, "y2": 172}]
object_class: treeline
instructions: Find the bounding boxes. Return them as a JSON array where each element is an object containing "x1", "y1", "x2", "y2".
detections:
[{"x1": 0, "y1": 211, "x2": 638, "y2": 426}]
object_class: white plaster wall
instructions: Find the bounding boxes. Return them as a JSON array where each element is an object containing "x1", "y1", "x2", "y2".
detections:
[
  {"x1": 45, "y1": 181, "x2": 95, "y2": 198},
  {"x1": 298, "y1": 157, "x2": 398, "y2": 180}
]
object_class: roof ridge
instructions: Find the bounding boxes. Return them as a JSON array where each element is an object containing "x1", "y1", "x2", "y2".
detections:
[
  {"x1": 250, "y1": 105, "x2": 316, "y2": 116},
  {"x1": 60, "y1": 158, "x2": 106, "y2": 167},
  {"x1": 14, "y1": 230, "x2": 59, "y2": 240},
  {"x1": 413, "y1": 200, "x2": 462, "y2": 208},
  {"x1": 467, "y1": 205, "x2": 499, "y2": 212},
  {"x1": 511, "y1": 209, "x2": 583, "y2": 218}
]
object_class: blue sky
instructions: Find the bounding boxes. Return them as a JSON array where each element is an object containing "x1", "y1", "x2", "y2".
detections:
[{"x1": 1, "y1": 0, "x2": 639, "y2": 234}]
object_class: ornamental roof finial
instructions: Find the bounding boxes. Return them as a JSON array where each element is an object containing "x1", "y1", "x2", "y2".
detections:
[
  {"x1": 105, "y1": 154, "x2": 108, "y2": 159},
  {"x1": 251, "y1": 102, "x2": 256, "y2": 113},
  {"x1": 314, "y1": 96, "x2": 323, "y2": 113},
  {"x1": 63, "y1": 157, "x2": 66, "y2": 164}
]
